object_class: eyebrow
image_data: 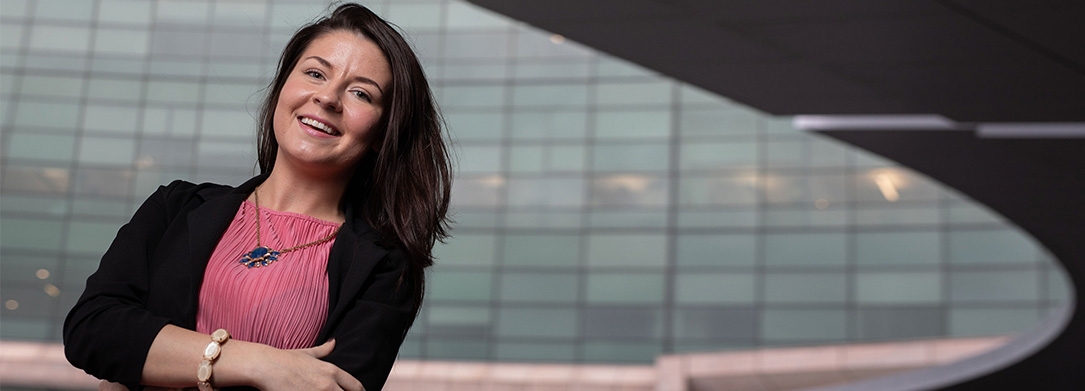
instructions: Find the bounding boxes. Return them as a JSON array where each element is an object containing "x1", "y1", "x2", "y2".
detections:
[{"x1": 305, "y1": 55, "x2": 385, "y2": 95}]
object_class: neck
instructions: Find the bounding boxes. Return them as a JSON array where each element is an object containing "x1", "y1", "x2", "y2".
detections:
[{"x1": 254, "y1": 167, "x2": 351, "y2": 223}]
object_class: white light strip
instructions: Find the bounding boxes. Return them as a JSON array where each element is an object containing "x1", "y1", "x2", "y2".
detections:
[
  {"x1": 793, "y1": 115, "x2": 959, "y2": 130},
  {"x1": 977, "y1": 123, "x2": 1085, "y2": 138}
]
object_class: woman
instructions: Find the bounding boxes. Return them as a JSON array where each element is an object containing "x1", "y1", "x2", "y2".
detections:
[{"x1": 63, "y1": 4, "x2": 451, "y2": 391}]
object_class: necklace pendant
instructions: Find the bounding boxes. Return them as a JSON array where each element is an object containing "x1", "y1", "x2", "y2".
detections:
[{"x1": 239, "y1": 246, "x2": 280, "y2": 268}]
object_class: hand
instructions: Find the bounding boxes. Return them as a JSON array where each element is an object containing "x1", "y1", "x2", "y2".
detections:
[
  {"x1": 99, "y1": 381, "x2": 128, "y2": 391},
  {"x1": 249, "y1": 339, "x2": 364, "y2": 391}
]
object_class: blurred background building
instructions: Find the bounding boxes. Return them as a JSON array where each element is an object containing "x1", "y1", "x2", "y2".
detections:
[{"x1": 1, "y1": 0, "x2": 1078, "y2": 390}]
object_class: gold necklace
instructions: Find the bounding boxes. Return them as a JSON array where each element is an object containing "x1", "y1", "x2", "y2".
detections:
[{"x1": 238, "y1": 189, "x2": 342, "y2": 268}]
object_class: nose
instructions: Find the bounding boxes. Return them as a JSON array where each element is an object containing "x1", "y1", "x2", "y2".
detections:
[{"x1": 313, "y1": 86, "x2": 341, "y2": 112}]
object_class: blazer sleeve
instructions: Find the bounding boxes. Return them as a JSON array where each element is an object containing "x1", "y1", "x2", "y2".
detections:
[
  {"x1": 63, "y1": 180, "x2": 195, "y2": 390},
  {"x1": 322, "y1": 247, "x2": 418, "y2": 391}
]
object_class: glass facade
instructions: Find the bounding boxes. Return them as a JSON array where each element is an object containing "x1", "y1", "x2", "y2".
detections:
[{"x1": 0, "y1": 0, "x2": 1071, "y2": 365}]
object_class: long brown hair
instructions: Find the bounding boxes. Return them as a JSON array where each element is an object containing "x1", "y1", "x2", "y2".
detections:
[{"x1": 256, "y1": 3, "x2": 452, "y2": 316}]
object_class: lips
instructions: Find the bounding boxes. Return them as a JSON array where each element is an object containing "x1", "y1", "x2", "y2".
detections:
[{"x1": 300, "y1": 116, "x2": 340, "y2": 136}]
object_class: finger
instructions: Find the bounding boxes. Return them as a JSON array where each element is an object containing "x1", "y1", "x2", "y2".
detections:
[
  {"x1": 302, "y1": 338, "x2": 336, "y2": 358},
  {"x1": 336, "y1": 369, "x2": 364, "y2": 391}
]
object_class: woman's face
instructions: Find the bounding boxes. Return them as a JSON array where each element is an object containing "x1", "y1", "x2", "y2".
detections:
[{"x1": 272, "y1": 30, "x2": 391, "y2": 178}]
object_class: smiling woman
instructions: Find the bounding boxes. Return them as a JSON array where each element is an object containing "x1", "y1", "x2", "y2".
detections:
[{"x1": 62, "y1": 4, "x2": 452, "y2": 391}]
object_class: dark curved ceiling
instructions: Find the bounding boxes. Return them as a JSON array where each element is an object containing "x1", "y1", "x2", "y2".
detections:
[{"x1": 467, "y1": 0, "x2": 1085, "y2": 122}]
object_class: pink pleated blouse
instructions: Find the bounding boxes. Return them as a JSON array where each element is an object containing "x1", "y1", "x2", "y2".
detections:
[{"x1": 196, "y1": 200, "x2": 339, "y2": 349}]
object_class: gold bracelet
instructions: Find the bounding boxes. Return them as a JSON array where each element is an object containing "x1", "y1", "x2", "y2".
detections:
[{"x1": 196, "y1": 329, "x2": 230, "y2": 391}]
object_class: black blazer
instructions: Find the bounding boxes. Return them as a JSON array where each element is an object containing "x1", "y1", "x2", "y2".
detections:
[{"x1": 63, "y1": 175, "x2": 415, "y2": 391}]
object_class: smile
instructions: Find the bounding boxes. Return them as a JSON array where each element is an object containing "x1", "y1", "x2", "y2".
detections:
[{"x1": 300, "y1": 117, "x2": 339, "y2": 135}]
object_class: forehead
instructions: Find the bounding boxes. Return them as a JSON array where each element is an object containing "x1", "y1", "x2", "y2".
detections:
[{"x1": 300, "y1": 30, "x2": 391, "y2": 86}]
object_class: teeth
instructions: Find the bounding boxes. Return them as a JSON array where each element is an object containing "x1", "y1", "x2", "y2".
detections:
[{"x1": 301, "y1": 117, "x2": 335, "y2": 134}]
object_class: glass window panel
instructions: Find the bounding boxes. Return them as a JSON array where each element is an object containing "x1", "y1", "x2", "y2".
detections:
[
  {"x1": 445, "y1": 110, "x2": 504, "y2": 140},
  {"x1": 507, "y1": 177, "x2": 586, "y2": 208},
  {"x1": 19, "y1": 75, "x2": 83, "y2": 99},
  {"x1": 426, "y1": 305, "x2": 490, "y2": 337},
  {"x1": 84, "y1": 105, "x2": 139, "y2": 134},
  {"x1": 0, "y1": 318, "x2": 52, "y2": 340},
  {"x1": 78, "y1": 137, "x2": 135, "y2": 165},
  {"x1": 212, "y1": 2, "x2": 267, "y2": 26},
  {"x1": 496, "y1": 342, "x2": 576, "y2": 362},
  {"x1": 593, "y1": 144, "x2": 669, "y2": 172},
  {"x1": 72, "y1": 167, "x2": 131, "y2": 198},
  {"x1": 589, "y1": 210, "x2": 668, "y2": 228},
  {"x1": 583, "y1": 341, "x2": 661, "y2": 363},
  {"x1": 762, "y1": 309, "x2": 847, "y2": 342},
  {"x1": 503, "y1": 211, "x2": 582, "y2": 229},
  {"x1": 24, "y1": 53, "x2": 89, "y2": 72},
  {"x1": 515, "y1": 28, "x2": 593, "y2": 58},
  {"x1": 856, "y1": 205, "x2": 941, "y2": 226},
  {"x1": 679, "y1": 174, "x2": 759, "y2": 206},
  {"x1": 87, "y1": 78, "x2": 143, "y2": 101},
  {"x1": 680, "y1": 141, "x2": 758, "y2": 171},
  {"x1": 443, "y1": 63, "x2": 510, "y2": 81},
  {"x1": 209, "y1": 31, "x2": 264, "y2": 58},
  {"x1": 949, "y1": 308, "x2": 1041, "y2": 336},
  {"x1": 764, "y1": 273, "x2": 847, "y2": 304},
  {"x1": 764, "y1": 207, "x2": 848, "y2": 228},
  {"x1": 425, "y1": 337, "x2": 489, "y2": 360},
  {"x1": 443, "y1": 32, "x2": 509, "y2": 59},
  {"x1": 0, "y1": 218, "x2": 64, "y2": 251},
  {"x1": 676, "y1": 234, "x2": 756, "y2": 267},
  {"x1": 14, "y1": 101, "x2": 80, "y2": 130},
  {"x1": 512, "y1": 84, "x2": 588, "y2": 107},
  {"x1": 269, "y1": 3, "x2": 322, "y2": 30},
  {"x1": 429, "y1": 270, "x2": 493, "y2": 302},
  {"x1": 437, "y1": 85, "x2": 504, "y2": 109},
  {"x1": 949, "y1": 229, "x2": 1039, "y2": 265},
  {"x1": 199, "y1": 109, "x2": 256, "y2": 139},
  {"x1": 675, "y1": 272, "x2": 756, "y2": 304},
  {"x1": 97, "y1": 0, "x2": 153, "y2": 25},
  {"x1": 595, "y1": 56, "x2": 656, "y2": 78},
  {"x1": 148, "y1": 58, "x2": 204, "y2": 77},
  {"x1": 677, "y1": 209, "x2": 759, "y2": 228},
  {"x1": 855, "y1": 168, "x2": 942, "y2": 203},
  {"x1": 497, "y1": 308, "x2": 577, "y2": 338},
  {"x1": 594, "y1": 81, "x2": 672, "y2": 106},
  {"x1": 34, "y1": 0, "x2": 94, "y2": 21},
  {"x1": 765, "y1": 233, "x2": 846, "y2": 267},
  {"x1": 142, "y1": 107, "x2": 199, "y2": 136},
  {"x1": 547, "y1": 144, "x2": 587, "y2": 171},
  {"x1": 950, "y1": 270, "x2": 1039, "y2": 302},
  {"x1": 201, "y1": 81, "x2": 263, "y2": 106},
  {"x1": 457, "y1": 145, "x2": 501, "y2": 173},
  {"x1": 510, "y1": 110, "x2": 587, "y2": 140},
  {"x1": 3, "y1": 0, "x2": 28, "y2": 18},
  {"x1": 2, "y1": 165, "x2": 71, "y2": 195},
  {"x1": 499, "y1": 273, "x2": 578, "y2": 303},
  {"x1": 6, "y1": 133, "x2": 76, "y2": 162},
  {"x1": 66, "y1": 221, "x2": 120, "y2": 254},
  {"x1": 856, "y1": 272, "x2": 941, "y2": 304},
  {"x1": 450, "y1": 175, "x2": 503, "y2": 207},
  {"x1": 591, "y1": 174, "x2": 668, "y2": 206},
  {"x1": 587, "y1": 234, "x2": 666, "y2": 268},
  {"x1": 948, "y1": 203, "x2": 1005, "y2": 224},
  {"x1": 508, "y1": 145, "x2": 544, "y2": 173},
  {"x1": 672, "y1": 307, "x2": 757, "y2": 340},
  {"x1": 150, "y1": 29, "x2": 207, "y2": 57},
  {"x1": 93, "y1": 28, "x2": 149, "y2": 56},
  {"x1": 0, "y1": 195, "x2": 68, "y2": 216},
  {"x1": 71, "y1": 198, "x2": 129, "y2": 219},
  {"x1": 765, "y1": 174, "x2": 848, "y2": 204},
  {"x1": 514, "y1": 62, "x2": 592, "y2": 79},
  {"x1": 138, "y1": 137, "x2": 196, "y2": 167},
  {"x1": 858, "y1": 307, "x2": 944, "y2": 340},
  {"x1": 0, "y1": 254, "x2": 58, "y2": 284},
  {"x1": 385, "y1": 3, "x2": 443, "y2": 29},
  {"x1": 587, "y1": 273, "x2": 665, "y2": 304},
  {"x1": 1, "y1": 285, "x2": 57, "y2": 319},
  {"x1": 446, "y1": 2, "x2": 511, "y2": 29},
  {"x1": 856, "y1": 231, "x2": 940, "y2": 266},
  {"x1": 680, "y1": 108, "x2": 759, "y2": 136},
  {"x1": 582, "y1": 307, "x2": 661, "y2": 338},
  {"x1": 195, "y1": 140, "x2": 252, "y2": 169},
  {"x1": 595, "y1": 110, "x2": 670, "y2": 139},
  {"x1": 502, "y1": 234, "x2": 580, "y2": 267},
  {"x1": 433, "y1": 234, "x2": 495, "y2": 266},
  {"x1": 147, "y1": 80, "x2": 201, "y2": 104}
]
